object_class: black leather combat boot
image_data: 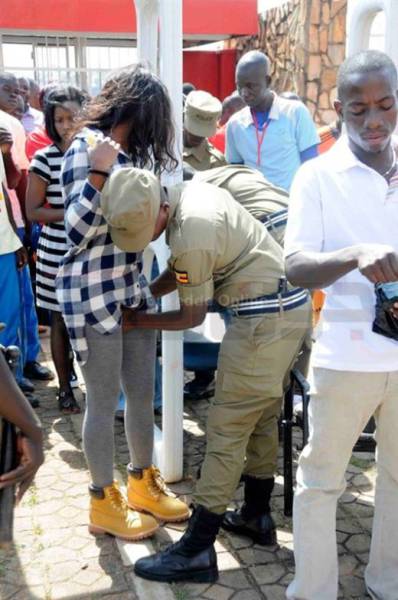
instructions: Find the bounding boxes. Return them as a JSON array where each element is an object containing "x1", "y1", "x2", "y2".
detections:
[
  {"x1": 222, "y1": 476, "x2": 277, "y2": 545},
  {"x1": 134, "y1": 504, "x2": 223, "y2": 583}
]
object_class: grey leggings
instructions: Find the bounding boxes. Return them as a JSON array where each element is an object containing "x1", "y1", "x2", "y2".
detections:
[{"x1": 81, "y1": 324, "x2": 156, "y2": 488}]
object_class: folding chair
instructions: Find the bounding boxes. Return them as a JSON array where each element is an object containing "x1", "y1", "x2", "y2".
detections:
[{"x1": 281, "y1": 368, "x2": 310, "y2": 517}]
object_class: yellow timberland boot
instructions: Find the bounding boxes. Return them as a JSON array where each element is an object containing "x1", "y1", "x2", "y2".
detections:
[
  {"x1": 127, "y1": 465, "x2": 190, "y2": 522},
  {"x1": 88, "y1": 480, "x2": 159, "y2": 541}
]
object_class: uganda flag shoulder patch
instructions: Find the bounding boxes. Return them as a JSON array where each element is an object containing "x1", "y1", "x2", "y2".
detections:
[{"x1": 175, "y1": 270, "x2": 190, "y2": 284}]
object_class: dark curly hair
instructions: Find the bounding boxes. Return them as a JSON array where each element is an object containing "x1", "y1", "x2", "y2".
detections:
[
  {"x1": 44, "y1": 85, "x2": 87, "y2": 143},
  {"x1": 76, "y1": 63, "x2": 178, "y2": 173}
]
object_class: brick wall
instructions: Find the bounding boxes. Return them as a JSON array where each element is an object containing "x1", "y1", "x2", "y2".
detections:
[{"x1": 226, "y1": 0, "x2": 347, "y2": 125}]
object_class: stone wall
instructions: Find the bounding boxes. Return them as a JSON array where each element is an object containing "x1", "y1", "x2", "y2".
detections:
[{"x1": 226, "y1": 0, "x2": 347, "y2": 125}]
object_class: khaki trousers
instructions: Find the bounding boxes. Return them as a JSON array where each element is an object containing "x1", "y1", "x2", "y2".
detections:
[
  {"x1": 287, "y1": 368, "x2": 398, "y2": 600},
  {"x1": 194, "y1": 299, "x2": 311, "y2": 514}
]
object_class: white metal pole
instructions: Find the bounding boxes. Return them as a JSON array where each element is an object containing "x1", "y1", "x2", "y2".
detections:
[
  {"x1": 156, "y1": 0, "x2": 184, "y2": 482},
  {"x1": 134, "y1": 0, "x2": 160, "y2": 70},
  {"x1": 384, "y1": 0, "x2": 398, "y2": 67},
  {"x1": 0, "y1": 35, "x2": 4, "y2": 72},
  {"x1": 346, "y1": 0, "x2": 385, "y2": 55}
]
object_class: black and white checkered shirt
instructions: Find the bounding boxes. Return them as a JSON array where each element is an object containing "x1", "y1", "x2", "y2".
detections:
[{"x1": 56, "y1": 129, "x2": 155, "y2": 364}]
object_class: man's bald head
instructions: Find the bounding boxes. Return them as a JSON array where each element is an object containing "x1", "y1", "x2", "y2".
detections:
[
  {"x1": 236, "y1": 51, "x2": 270, "y2": 77},
  {"x1": 334, "y1": 50, "x2": 398, "y2": 156},
  {"x1": 337, "y1": 50, "x2": 397, "y2": 102},
  {"x1": 0, "y1": 72, "x2": 20, "y2": 113},
  {"x1": 235, "y1": 52, "x2": 273, "y2": 111}
]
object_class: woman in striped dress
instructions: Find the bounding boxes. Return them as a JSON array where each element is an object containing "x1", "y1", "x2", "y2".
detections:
[{"x1": 26, "y1": 86, "x2": 86, "y2": 413}]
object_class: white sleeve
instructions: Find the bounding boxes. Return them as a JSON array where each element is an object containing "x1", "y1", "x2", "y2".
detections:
[{"x1": 284, "y1": 160, "x2": 324, "y2": 258}]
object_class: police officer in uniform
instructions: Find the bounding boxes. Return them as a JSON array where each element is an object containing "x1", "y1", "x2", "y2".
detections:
[
  {"x1": 183, "y1": 90, "x2": 227, "y2": 172},
  {"x1": 191, "y1": 164, "x2": 311, "y2": 378},
  {"x1": 100, "y1": 168, "x2": 311, "y2": 584},
  {"x1": 183, "y1": 91, "x2": 227, "y2": 400}
]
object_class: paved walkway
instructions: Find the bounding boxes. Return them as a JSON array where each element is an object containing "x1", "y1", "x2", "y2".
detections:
[{"x1": 0, "y1": 335, "x2": 376, "y2": 599}]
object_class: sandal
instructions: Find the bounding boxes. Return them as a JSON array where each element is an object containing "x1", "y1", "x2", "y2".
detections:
[{"x1": 57, "y1": 390, "x2": 81, "y2": 414}]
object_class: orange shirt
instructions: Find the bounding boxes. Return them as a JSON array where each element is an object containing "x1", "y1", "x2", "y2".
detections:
[{"x1": 318, "y1": 124, "x2": 340, "y2": 155}]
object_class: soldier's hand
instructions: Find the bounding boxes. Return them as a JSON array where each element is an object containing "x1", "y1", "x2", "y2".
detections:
[
  {"x1": 356, "y1": 244, "x2": 398, "y2": 284},
  {"x1": 0, "y1": 127, "x2": 13, "y2": 154},
  {"x1": 89, "y1": 137, "x2": 120, "y2": 172},
  {"x1": 121, "y1": 306, "x2": 138, "y2": 331},
  {"x1": 0, "y1": 431, "x2": 44, "y2": 504}
]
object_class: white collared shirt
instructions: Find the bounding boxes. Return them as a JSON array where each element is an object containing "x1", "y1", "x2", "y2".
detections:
[
  {"x1": 22, "y1": 105, "x2": 44, "y2": 134},
  {"x1": 0, "y1": 109, "x2": 30, "y2": 228},
  {"x1": 225, "y1": 93, "x2": 319, "y2": 191},
  {"x1": 285, "y1": 135, "x2": 398, "y2": 371}
]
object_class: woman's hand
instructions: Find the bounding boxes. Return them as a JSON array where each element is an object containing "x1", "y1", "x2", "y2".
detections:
[
  {"x1": 0, "y1": 127, "x2": 13, "y2": 155},
  {"x1": 15, "y1": 247, "x2": 28, "y2": 270},
  {"x1": 89, "y1": 137, "x2": 120, "y2": 173}
]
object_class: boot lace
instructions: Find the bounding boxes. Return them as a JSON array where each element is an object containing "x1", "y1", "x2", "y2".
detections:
[
  {"x1": 148, "y1": 466, "x2": 173, "y2": 498},
  {"x1": 108, "y1": 483, "x2": 137, "y2": 525}
]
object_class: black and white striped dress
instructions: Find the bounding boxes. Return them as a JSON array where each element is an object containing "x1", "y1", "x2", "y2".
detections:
[{"x1": 30, "y1": 144, "x2": 67, "y2": 312}]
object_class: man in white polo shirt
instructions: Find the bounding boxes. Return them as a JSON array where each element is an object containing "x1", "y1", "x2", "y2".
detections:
[
  {"x1": 226, "y1": 51, "x2": 319, "y2": 192},
  {"x1": 285, "y1": 50, "x2": 398, "y2": 600}
]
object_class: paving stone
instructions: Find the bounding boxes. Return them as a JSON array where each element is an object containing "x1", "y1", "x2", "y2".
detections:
[
  {"x1": 249, "y1": 563, "x2": 286, "y2": 585},
  {"x1": 217, "y1": 570, "x2": 251, "y2": 589},
  {"x1": 237, "y1": 547, "x2": 278, "y2": 566},
  {"x1": 232, "y1": 589, "x2": 263, "y2": 600},
  {"x1": 339, "y1": 553, "x2": 360, "y2": 576},
  {"x1": 176, "y1": 582, "x2": 212, "y2": 597},
  {"x1": 340, "y1": 492, "x2": 359, "y2": 504},
  {"x1": 203, "y1": 583, "x2": 235, "y2": 600},
  {"x1": 345, "y1": 534, "x2": 370, "y2": 555},
  {"x1": 275, "y1": 547, "x2": 294, "y2": 565},
  {"x1": 260, "y1": 584, "x2": 287, "y2": 599},
  {"x1": 279, "y1": 572, "x2": 294, "y2": 585},
  {"x1": 127, "y1": 571, "x2": 175, "y2": 600},
  {"x1": 217, "y1": 551, "x2": 241, "y2": 571},
  {"x1": 340, "y1": 574, "x2": 368, "y2": 597},
  {"x1": 352, "y1": 473, "x2": 374, "y2": 491},
  {"x1": 47, "y1": 560, "x2": 83, "y2": 583},
  {"x1": 353, "y1": 505, "x2": 374, "y2": 519},
  {"x1": 336, "y1": 530, "x2": 349, "y2": 544},
  {"x1": 276, "y1": 529, "x2": 293, "y2": 544},
  {"x1": 336, "y1": 518, "x2": 363, "y2": 535},
  {"x1": 7, "y1": 341, "x2": 378, "y2": 600}
]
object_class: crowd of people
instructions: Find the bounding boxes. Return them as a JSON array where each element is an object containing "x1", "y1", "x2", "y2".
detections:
[{"x1": 1, "y1": 47, "x2": 398, "y2": 599}]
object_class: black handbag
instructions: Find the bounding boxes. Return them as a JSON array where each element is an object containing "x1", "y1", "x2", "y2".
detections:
[{"x1": 372, "y1": 284, "x2": 398, "y2": 341}]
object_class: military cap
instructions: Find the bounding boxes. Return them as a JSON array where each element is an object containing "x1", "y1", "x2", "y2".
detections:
[
  {"x1": 101, "y1": 168, "x2": 161, "y2": 252},
  {"x1": 184, "y1": 90, "x2": 222, "y2": 138}
]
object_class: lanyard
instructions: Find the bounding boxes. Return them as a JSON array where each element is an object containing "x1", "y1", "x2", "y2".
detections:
[{"x1": 251, "y1": 110, "x2": 270, "y2": 166}]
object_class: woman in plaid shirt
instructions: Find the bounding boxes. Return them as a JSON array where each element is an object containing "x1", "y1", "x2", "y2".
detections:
[{"x1": 56, "y1": 65, "x2": 190, "y2": 541}]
